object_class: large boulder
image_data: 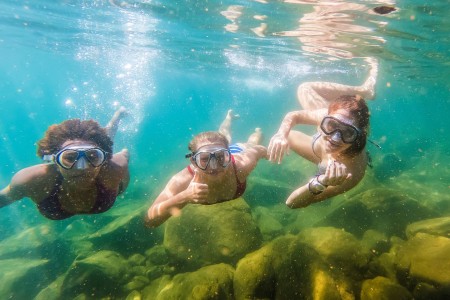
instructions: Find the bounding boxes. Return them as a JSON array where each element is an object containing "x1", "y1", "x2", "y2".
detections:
[
  {"x1": 234, "y1": 227, "x2": 371, "y2": 299},
  {"x1": 0, "y1": 224, "x2": 57, "y2": 258},
  {"x1": 395, "y1": 232, "x2": 450, "y2": 295},
  {"x1": 163, "y1": 198, "x2": 262, "y2": 269},
  {"x1": 361, "y1": 276, "x2": 412, "y2": 300},
  {"x1": 60, "y1": 250, "x2": 131, "y2": 298},
  {"x1": 86, "y1": 202, "x2": 164, "y2": 256},
  {"x1": 0, "y1": 258, "x2": 49, "y2": 299},
  {"x1": 405, "y1": 216, "x2": 450, "y2": 239},
  {"x1": 318, "y1": 188, "x2": 439, "y2": 238}
]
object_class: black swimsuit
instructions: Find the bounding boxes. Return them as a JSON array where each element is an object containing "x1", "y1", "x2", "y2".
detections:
[{"x1": 37, "y1": 173, "x2": 118, "y2": 220}]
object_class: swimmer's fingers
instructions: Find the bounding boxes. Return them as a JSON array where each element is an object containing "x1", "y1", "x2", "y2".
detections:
[
  {"x1": 334, "y1": 163, "x2": 348, "y2": 185},
  {"x1": 268, "y1": 135, "x2": 288, "y2": 164},
  {"x1": 321, "y1": 159, "x2": 336, "y2": 186},
  {"x1": 189, "y1": 183, "x2": 209, "y2": 203},
  {"x1": 323, "y1": 161, "x2": 349, "y2": 186}
]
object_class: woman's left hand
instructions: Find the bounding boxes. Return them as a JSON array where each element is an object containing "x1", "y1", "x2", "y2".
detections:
[{"x1": 318, "y1": 159, "x2": 352, "y2": 187}]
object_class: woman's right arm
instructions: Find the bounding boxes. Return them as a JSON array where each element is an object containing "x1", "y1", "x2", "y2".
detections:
[
  {"x1": 268, "y1": 109, "x2": 326, "y2": 163},
  {"x1": 145, "y1": 170, "x2": 208, "y2": 228},
  {"x1": 0, "y1": 185, "x2": 18, "y2": 208},
  {"x1": 0, "y1": 167, "x2": 37, "y2": 208},
  {"x1": 1, "y1": 165, "x2": 53, "y2": 208}
]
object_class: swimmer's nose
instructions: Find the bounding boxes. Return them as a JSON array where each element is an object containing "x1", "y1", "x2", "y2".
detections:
[
  {"x1": 209, "y1": 157, "x2": 218, "y2": 169},
  {"x1": 331, "y1": 131, "x2": 343, "y2": 143},
  {"x1": 74, "y1": 157, "x2": 88, "y2": 170}
]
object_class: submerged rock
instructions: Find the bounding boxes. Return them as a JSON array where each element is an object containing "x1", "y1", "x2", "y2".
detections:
[
  {"x1": 61, "y1": 250, "x2": 130, "y2": 298},
  {"x1": 87, "y1": 202, "x2": 164, "y2": 256},
  {"x1": 318, "y1": 188, "x2": 439, "y2": 238},
  {"x1": 163, "y1": 198, "x2": 262, "y2": 269},
  {"x1": 361, "y1": 276, "x2": 412, "y2": 300},
  {"x1": 0, "y1": 224, "x2": 57, "y2": 258},
  {"x1": 395, "y1": 232, "x2": 450, "y2": 294},
  {"x1": 406, "y1": 216, "x2": 450, "y2": 239},
  {"x1": 234, "y1": 227, "x2": 371, "y2": 299},
  {"x1": 142, "y1": 263, "x2": 234, "y2": 299},
  {"x1": 0, "y1": 258, "x2": 49, "y2": 299}
]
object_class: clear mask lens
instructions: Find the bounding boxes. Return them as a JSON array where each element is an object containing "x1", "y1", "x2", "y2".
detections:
[
  {"x1": 331, "y1": 131, "x2": 343, "y2": 143},
  {"x1": 55, "y1": 148, "x2": 106, "y2": 170},
  {"x1": 193, "y1": 148, "x2": 231, "y2": 171},
  {"x1": 321, "y1": 117, "x2": 359, "y2": 144}
]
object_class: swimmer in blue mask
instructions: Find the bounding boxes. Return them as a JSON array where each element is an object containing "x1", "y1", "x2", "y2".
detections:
[
  {"x1": 0, "y1": 107, "x2": 130, "y2": 220},
  {"x1": 146, "y1": 110, "x2": 267, "y2": 228},
  {"x1": 267, "y1": 58, "x2": 378, "y2": 208}
]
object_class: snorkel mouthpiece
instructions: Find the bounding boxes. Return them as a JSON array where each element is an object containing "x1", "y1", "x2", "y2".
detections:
[{"x1": 74, "y1": 157, "x2": 88, "y2": 170}]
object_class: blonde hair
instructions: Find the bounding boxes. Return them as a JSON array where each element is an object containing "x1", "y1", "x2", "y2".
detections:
[{"x1": 188, "y1": 131, "x2": 229, "y2": 153}]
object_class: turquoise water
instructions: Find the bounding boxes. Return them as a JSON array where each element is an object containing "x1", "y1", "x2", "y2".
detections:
[{"x1": 0, "y1": 0, "x2": 449, "y2": 299}]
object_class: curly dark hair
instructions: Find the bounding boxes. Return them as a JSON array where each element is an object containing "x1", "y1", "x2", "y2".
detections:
[
  {"x1": 37, "y1": 119, "x2": 113, "y2": 159},
  {"x1": 188, "y1": 131, "x2": 229, "y2": 153},
  {"x1": 328, "y1": 95, "x2": 370, "y2": 157}
]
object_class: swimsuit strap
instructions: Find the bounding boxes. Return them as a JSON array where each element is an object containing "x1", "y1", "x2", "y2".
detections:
[
  {"x1": 312, "y1": 132, "x2": 322, "y2": 160},
  {"x1": 231, "y1": 155, "x2": 247, "y2": 198},
  {"x1": 187, "y1": 164, "x2": 194, "y2": 175}
]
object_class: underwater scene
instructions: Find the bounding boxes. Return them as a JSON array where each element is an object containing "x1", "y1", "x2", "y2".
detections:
[{"x1": 0, "y1": 0, "x2": 449, "y2": 299}]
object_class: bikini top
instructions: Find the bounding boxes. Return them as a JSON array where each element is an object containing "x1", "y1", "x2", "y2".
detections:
[
  {"x1": 186, "y1": 155, "x2": 247, "y2": 200},
  {"x1": 311, "y1": 132, "x2": 327, "y2": 174},
  {"x1": 37, "y1": 172, "x2": 118, "y2": 220}
]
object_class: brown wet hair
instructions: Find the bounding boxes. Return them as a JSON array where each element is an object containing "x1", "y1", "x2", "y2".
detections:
[
  {"x1": 328, "y1": 95, "x2": 370, "y2": 157},
  {"x1": 188, "y1": 131, "x2": 229, "y2": 153},
  {"x1": 37, "y1": 119, "x2": 113, "y2": 159}
]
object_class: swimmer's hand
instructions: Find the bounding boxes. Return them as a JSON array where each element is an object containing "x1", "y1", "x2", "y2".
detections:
[
  {"x1": 185, "y1": 170, "x2": 209, "y2": 204},
  {"x1": 268, "y1": 132, "x2": 290, "y2": 164},
  {"x1": 120, "y1": 148, "x2": 130, "y2": 161},
  {"x1": 318, "y1": 159, "x2": 352, "y2": 187}
]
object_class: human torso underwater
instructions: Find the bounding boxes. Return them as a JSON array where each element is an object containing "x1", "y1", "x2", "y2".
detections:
[
  {"x1": 29, "y1": 164, "x2": 117, "y2": 214},
  {"x1": 188, "y1": 164, "x2": 240, "y2": 205}
]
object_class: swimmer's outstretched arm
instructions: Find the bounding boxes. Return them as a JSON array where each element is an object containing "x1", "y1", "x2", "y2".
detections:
[
  {"x1": 0, "y1": 186, "x2": 16, "y2": 208},
  {"x1": 268, "y1": 109, "x2": 326, "y2": 163},
  {"x1": 286, "y1": 160, "x2": 354, "y2": 208},
  {"x1": 0, "y1": 168, "x2": 35, "y2": 208},
  {"x1": 105, "y1": 106, "x2": 127, "y2": 140},
  {"x1": 145, "y1": 170, "x2": 207, "y2": 228}
]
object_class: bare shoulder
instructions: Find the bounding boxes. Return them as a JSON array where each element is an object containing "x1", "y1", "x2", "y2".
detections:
[
  {"x1": 11, "y1": 164, "x2": 55, "y2": 187},
  {"x1": 9, "y1": 164, "x2": 57, "y2": 199},
  {"x1": 168, "y1": 168, "x2": 192, "y2": 188}
]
